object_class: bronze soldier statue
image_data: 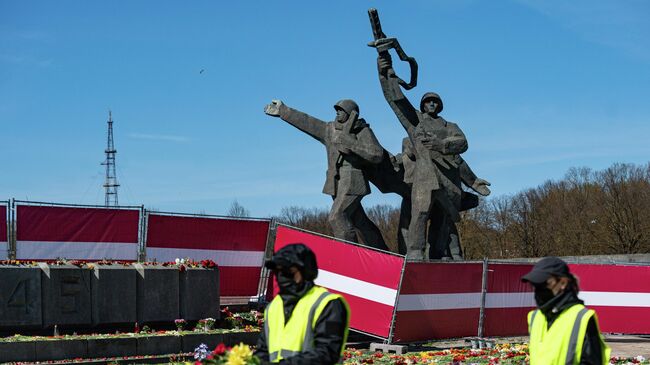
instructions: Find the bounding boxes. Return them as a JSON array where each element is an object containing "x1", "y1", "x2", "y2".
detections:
[
  {"x1": 264, "y1": 99, "x2": 390, "y2": 251},
  {"x1": 369, "y1": 8, "x2": 490, "y2": 259}
]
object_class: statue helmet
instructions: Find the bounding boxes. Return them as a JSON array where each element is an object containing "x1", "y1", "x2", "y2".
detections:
[
  {"x1": 420, "y1": 92, "x2": 443, "y2": 114},
  {"x1": 334, "y1": 99, "x2": 359, "y2": 115}
]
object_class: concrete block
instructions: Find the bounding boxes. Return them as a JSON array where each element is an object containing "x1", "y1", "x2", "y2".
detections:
[
  {"x1": 35, "y1": 339, "x2": 88, "y2": 361},
  {"x1": 369, "y1": 343, "x2": 407, "y2": 354},
  {"x1": 137, "y1": 334, "x2": 181, "y2": 356},
  {"x1": 0, "y1": 341, "x2": 36, "y2": 362},
  {"x1": 223, "y1": 331, "x2": 260, "y2": 346},
  {"x1": 91, "y1": 264, "x2": 137, "y2": 325},
  {"x1": 41, "y1": 264, "x2": 92, "y2": 327},
  {"x1": 0, "y1": 266, "x2": 42, "y2": 328},
  {"x1": 179, "y1": 267, "x2": 220, "y2": 320},
  {"x1": 135, "y1": 264, "x2": 179, "y2": 323},
  {"x1": 87, "y1": 337, "x2": 137, "y2": 358}
]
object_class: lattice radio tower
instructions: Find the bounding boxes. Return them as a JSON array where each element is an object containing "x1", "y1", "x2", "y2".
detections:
[{"x1": 101, "y1": 111, "x2": 120, "y2": 206}]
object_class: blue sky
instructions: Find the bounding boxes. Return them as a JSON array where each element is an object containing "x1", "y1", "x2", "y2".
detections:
[{"x1": 1, "y1": 1, "x2": 649, "y2": 217}]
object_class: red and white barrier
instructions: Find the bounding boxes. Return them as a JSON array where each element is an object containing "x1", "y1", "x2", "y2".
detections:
[
  {"x1": 0, "y1": 204, "x2": 7, "y2": 260},
  {"x1": 16, "y1": 204, "x2": 140, "y2": 260},
  {"x1": 145, "y1": 213, "x2": 270, "y2": 298},
  {"x1": 392, "y1": 262, "x2": 483, "y2": 342},
  {"x1": 274, "y1": 225, "x2": 405, "y2": 339}
]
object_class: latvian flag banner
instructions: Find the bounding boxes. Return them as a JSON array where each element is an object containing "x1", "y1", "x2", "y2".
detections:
[
  {"x1": 16, "y1": 204, "x2": 140, "y2": 261},
  {"x1": 0, "y1": 203, "x2": 7, "y2": 260}
]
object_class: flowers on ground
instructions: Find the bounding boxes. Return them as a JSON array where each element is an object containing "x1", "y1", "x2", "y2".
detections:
[{"x1": 192, "y1": 342, "x2": 260, "y2": 365}]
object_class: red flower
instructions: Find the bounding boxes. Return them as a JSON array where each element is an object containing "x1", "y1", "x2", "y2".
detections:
[{"x1": 213, "y1": 343, "x2": 227, "y2": 355}]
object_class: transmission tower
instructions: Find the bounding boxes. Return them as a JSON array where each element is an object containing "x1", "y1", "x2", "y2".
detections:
[{"x1": 101, "y1": 111, "x2": 120, "y2": 206}]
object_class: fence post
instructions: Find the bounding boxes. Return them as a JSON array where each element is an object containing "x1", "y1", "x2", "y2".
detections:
[
  {"x1": 255, "y1": 218, "x2": 278, "y2": 306},
  {"x1": 477, "y1": 257, "x2": 489, "y2": 338},
  {"x1": 9, "y1": 199, "x2": 16, "y2": 260},
  {"x1": 138, "y1": 205, "x2": 147, "y2": 262}
]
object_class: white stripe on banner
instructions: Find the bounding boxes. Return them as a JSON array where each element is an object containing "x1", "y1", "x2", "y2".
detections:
[
  {"x1": 397, "y1": 291, "x2": 650, "y2": 311},
  {"x1": 16, "y1": 241, "x2": 137, "y2": 260},
  {"x1": 397, "y1": 293, "x2": 482, "y2": 311},
  {"x1": 580, "y1": 291, "x2": 650, "y2": 307},
  {"x1": 146, "y1": 247, "x2": 264, "y2": 267},
  {"x1": 315, "y1": 269, "x2": 398, "y2": 306}
]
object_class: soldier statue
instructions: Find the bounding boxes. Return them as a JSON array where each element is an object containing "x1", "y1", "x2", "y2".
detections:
[{"x1": 264, "y1": 99, "x2": 390, "y2": 251}]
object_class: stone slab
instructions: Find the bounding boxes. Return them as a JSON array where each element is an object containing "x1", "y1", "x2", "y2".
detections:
[
  {"x1": 91, "y1": 265, "x2": 137, "y2": 325},
  {"x1": 181, "y1": 333, "x2": 225, "y2": 352},
  {"x1": 369, "y1": 342, "x2": 407, "y2": 354},
  {"x1": 222, "y1": 331, "x2": 260, "y2": 346},
  {"x1": 41, "y1": 264, "x2": 92, "y2": 327},
  {"x1": 87, "y1": 337, "x2": 138, "y2": 358},
  {"x1": 179, "y1": 268, "x2": 220, "y2": 321},
  {"x1": 35, "y1": 339, "x2": 88, "y2": 361},
  {"x1": 137, "y1": 334, "x2": 182, "y2": 356},
  {"x1": 0, "y1": 266, "x2": 42, "y2": 328},
  {"x1": 0, "y1": 341, "x2": 36, "y2": 362},
  {"x1": 135, "y1": 264, "x2": 180, "y2": 323}
]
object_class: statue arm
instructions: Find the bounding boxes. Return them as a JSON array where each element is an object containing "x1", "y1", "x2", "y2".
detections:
[
  {"x1": 459, "y1": 156, "x2": 491, "y2": 196},
  {"x1": 440, "y1": 123, "x2": 468, "y2": 155},
  {"x1": 347, "y1": 126, "x2": 384, "y2": 164},
  {"x1": 377, "y1": 55, "x2": 419, "y2": 134},
  {"x1": 278, "y1": 104, "x2": 328, "y2": 144}
]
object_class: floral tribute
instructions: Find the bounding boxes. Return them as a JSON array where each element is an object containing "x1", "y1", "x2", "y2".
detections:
[
  {"x1": 342, "y1": 345, "x2": 649, "y2": 365},
  {"x1": 221, "y1": 307, "x2": 264, "y2": 330},
  {"x1": 192, "y1": 342, "x2": 260, "y2": 365}
]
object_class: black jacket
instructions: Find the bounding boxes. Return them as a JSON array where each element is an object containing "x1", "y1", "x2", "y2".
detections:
[{"x1": 255, "y1": 281, "x2": 348, "y2": 365}]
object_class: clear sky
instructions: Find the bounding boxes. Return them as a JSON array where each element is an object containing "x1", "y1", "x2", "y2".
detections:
[{"x1": 1, "y1": 1, "x2": 649, "y2": 217}]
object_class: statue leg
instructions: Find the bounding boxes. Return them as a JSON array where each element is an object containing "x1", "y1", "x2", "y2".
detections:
[
  {"x1": 447, "y1": 221, "x2": 463, "y2": 260},
  {"x1": 328, "y1": 194, "x2": 361, "y2": 243},
  {"x1": 407, "y1": 187, "x2": 434, "y2": 260},
  {"x1": 397, "y1": 194, "x2": 411, "y2": 255},
  {"x1": 427, "y1": 205, "x2": 449, "y2": 259},
  {"x1": 351, "y1": 202, "x2": 389, "y2": 251}
]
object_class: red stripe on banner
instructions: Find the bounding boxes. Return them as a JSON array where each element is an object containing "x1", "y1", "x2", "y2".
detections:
[
  {"x1": 327, "y1": 288, "x2": 394, "y2": 338},
  {"x1": 17, "y1": 205, "x2": 139, "y2": 243},
  {"x1": 392, "y1": 309, "x2": 480, "y2": 343},
  {"x1": 486, "y1": 263, "x2": 533, "y2": 293},
  {"x1": 483, "y1": 307, "x2": 532, "y2": 337},
  {"x1": 220, "y1": 267, "x2": 262, "y2": 297},
  {"x1": 399, "y1": 262, "x2": 483, "y2": 294},
  {"x1": 591, "y1": 306, "x2": 650, "y2": 334},
  {"x1": 570, "y1": 264, "x2": 650, "y2": 293},
  {"x1": 274, "y1": 226, "x2": 404, "y2": 289},
  {"x1": 0, "y1": 205, "x2": 6, "y2": 243},
  {"x1": 146, "y1": 214, "x2": 269, "y2": 251}
]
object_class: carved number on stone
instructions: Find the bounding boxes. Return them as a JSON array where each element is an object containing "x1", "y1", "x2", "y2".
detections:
[
  {"x1": 61, "y1": 275, "x2": 81, "y2": 313},
  {"x1": 8, "y1": 279, "x2": 31, "y2": 314}
]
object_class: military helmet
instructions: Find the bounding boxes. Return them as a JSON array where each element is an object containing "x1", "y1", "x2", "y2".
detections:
[
  {"x1": 334, "y1": 99, "x2": 359, "y2": 115},
  {"x1": 420, "y1": 92, "x2": 444, "y2": 114}
]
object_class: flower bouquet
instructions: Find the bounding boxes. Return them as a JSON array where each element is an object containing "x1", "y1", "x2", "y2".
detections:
[{"x1": 193, "y1": 342, "x2": 260, "y2": 365}]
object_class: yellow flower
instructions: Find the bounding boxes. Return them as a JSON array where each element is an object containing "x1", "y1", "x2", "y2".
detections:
[{"x1": 226, "y1": 343, "x2": 253, "y2": 365}]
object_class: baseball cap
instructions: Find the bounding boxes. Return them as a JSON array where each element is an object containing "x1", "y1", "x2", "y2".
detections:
[{"x1": 521, "y1": 256, "x2": 571, "y2": 285}]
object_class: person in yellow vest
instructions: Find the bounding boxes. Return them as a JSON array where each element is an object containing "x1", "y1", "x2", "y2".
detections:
[
  {"x1": 522, "y1": 257, "x2": 611, "y2": 365},
  {"x1": 256, "y1": 243, "x2": 350, "y2": 365}
]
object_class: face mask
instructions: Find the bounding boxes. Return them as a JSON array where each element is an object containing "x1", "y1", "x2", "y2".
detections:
[
  {"x1": 276, "y1": 270, "x2": 297, "y2": 294},
  {"x1": 534, "y1": 285, "x2": 556, "y2": 307}
]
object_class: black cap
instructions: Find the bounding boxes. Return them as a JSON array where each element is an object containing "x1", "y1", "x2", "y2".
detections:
[
  {"x1": 264, "y1": 243, "x2": 318, "y2": 281},
  {"x1": 521, "y1": 256, "x2": 571, "y2": 285}
]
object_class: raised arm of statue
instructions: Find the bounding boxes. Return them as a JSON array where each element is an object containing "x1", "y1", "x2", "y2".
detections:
[
  {"x1": 264, "y1": 100, "x2": 327, "y2": 144},
  {"x1": 377, "y1": 53, "x2": 419, "y2": 134}
]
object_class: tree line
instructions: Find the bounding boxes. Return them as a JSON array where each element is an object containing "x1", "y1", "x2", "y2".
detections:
[{"x1": 265, "y1": 162, "x2": 650, "y2": 259}]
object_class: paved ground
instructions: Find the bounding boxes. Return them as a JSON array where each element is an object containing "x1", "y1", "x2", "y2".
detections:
[{"x1": 351, "y1": 334, "x2": 650, "y2": 358}]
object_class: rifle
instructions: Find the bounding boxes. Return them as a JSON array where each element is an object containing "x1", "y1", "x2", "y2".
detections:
[{"x1": 367, "y1": 8, "x2": 418, "y2": 90}]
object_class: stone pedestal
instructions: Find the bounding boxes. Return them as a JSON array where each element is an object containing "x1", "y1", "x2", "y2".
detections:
[
  {"x1": 180, "y1": 267, "x2": 220, "y2": 320},
  {"x1": 41, "y1": 264, "x2": 92, "y2": 328},
  {"x1": 91, "y1": 264, "x2": 137, "y2": 325},
  {"x1": 135, "y1": 264, "x2": 179, "y2": 323},
  {"x1": 0, "y1": 266, "x2": 42, "y2": 329}
]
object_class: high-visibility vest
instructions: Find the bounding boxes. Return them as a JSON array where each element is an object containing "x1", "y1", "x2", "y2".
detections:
[
  {"x1": 264, "y1": 286, "x2": 350, "y2": 363},
  {"x1": 528, "y1": 303, "x2": 611, "y2": 365}
]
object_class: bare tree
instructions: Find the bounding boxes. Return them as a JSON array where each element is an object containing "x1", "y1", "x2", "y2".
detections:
[{"x1": 227, "y1": 200, "x2": 250, "y2": 217}]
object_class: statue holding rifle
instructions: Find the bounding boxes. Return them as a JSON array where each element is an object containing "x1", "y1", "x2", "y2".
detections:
[{"x1": 368, "y1": 8, "x2": 491, "y2": 260}]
